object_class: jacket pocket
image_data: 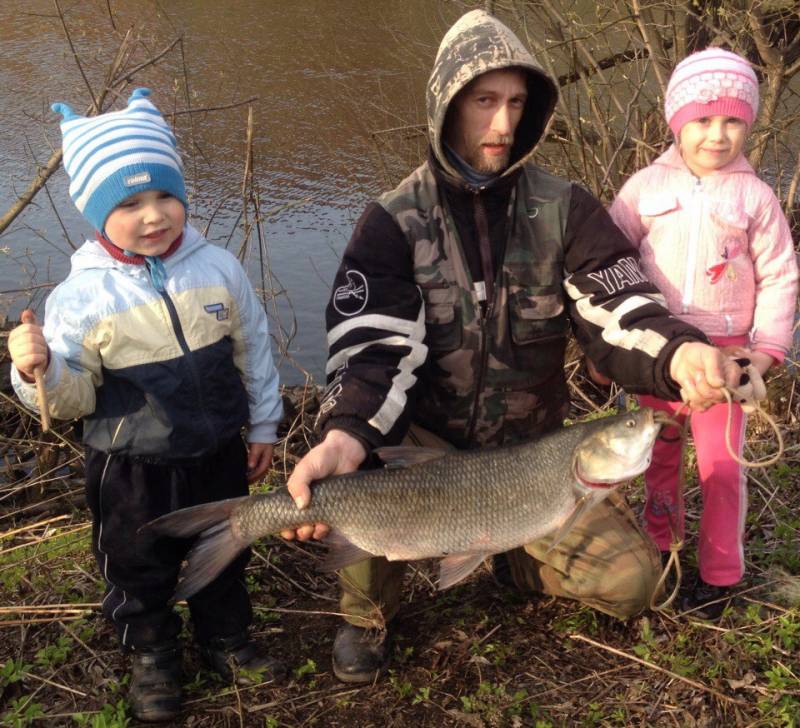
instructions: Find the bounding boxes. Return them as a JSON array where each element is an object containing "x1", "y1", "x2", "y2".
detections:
[
  {"x1": 509, "y1": 285, "x2": 568, "y2": 344},
  {"x1": 638, "y1": 193, "x2": 679, "y2": 217},
  {"x1": 709, "y1": 201, "x2": 750, "y2": 232},
  {"x1": 420, "y1": 282, "x2": 462, "y2": 352}
]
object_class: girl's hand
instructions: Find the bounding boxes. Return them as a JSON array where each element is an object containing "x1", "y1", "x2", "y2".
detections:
[
  {"x1": 8, "y1": 310, "x2": 49, "y2": 382},
  {"x1": 720, "y1": 346, "x2": 774, "y2": 378},
  {"x1": 746, "y1": 351, "x2": 775, "y2": 378}
]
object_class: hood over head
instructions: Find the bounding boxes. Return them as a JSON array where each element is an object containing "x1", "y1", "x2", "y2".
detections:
[{"x1": 426, "y1": 9, "x2": 559, "y2": 180}]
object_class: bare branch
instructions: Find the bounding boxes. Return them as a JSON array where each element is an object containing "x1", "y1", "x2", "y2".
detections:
[
  {"x1": 0, "y1": 150, "x2": 63, "y2": 236},
  {"x1": 53, "y1": 0, "x2": 98, "y2": 113},
  {"x1": 167, "y1": 96, "x2": 259, "y2": 118},
  {"x1": 630, "y1": 0, "x2": 670, "y2": 94}
]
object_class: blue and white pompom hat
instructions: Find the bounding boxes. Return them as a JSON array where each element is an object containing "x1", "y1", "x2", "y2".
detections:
[{"x1": 52, "y1": 88, "x2": 187, "y2": 233}]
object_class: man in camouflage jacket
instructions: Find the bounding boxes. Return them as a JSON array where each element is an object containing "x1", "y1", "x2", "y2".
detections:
[{"x1": 284, "y1": 9, "x2": 741, "y2": 683}]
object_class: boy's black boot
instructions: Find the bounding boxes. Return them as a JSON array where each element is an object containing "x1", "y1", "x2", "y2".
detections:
[
  {"x1": 681, "y1": 577, "x2": 732, "y2": 621},
  {"x1": 128, "y1": 640, "x2": 183, "y2": 723},
  {"x1": 332, "y1": 622, "x2": 393, "y2": 684},
  {"x1": 199, "y1": 631, "x2": 286, "y2": 685}
]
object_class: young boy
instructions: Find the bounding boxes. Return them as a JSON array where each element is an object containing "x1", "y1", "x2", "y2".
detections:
[{"x1": 8, "y1": 88, "x2": 284, "y2": 722}]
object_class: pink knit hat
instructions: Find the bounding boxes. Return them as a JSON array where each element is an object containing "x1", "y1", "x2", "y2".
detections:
[{"x1": 665, "y1": 48, "x2": 759, "y2": 135}]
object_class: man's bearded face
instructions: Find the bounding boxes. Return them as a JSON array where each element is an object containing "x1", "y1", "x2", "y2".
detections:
[{"x1": 447, "y1": 68, "x2": 528, "y2": 175}]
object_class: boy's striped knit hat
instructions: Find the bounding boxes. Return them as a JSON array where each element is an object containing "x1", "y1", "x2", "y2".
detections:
[
  {"x1": 665, "y1": 48, "x2": 759, "y2": 135},
  {"x1": 52, "y1": 88, "x2": 186, "y2": 232}
]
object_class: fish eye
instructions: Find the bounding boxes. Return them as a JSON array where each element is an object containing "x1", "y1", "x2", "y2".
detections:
[{"x1": 625, "y1": 418, "x2": 635, "y2": 428}]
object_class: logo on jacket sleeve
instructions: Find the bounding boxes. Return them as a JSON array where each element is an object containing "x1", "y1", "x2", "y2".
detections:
[
  {"x1": 204, "y1": 303, "x2": 230, "y2": 321},
  {"x1": 333, "y1": 269, "x2": 368, "y2": 316}
]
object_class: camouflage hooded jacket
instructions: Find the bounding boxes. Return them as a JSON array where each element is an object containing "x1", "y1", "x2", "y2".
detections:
[{"x1": 318, "y1": 9, "x2": 707, "y2": 450}]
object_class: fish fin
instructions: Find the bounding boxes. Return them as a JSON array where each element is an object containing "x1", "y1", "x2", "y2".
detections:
[
  {"x1": 173, "y1": 519, "x2": 249, "y2": 602},
  {"x1": 141, "y1": 498, "x2": 252, "y2": 601},
  {"x1": 437, "y1": 553, "x2": 488, "y2": 590},
  {"x1": 320, "y1": 531, "x2": 376, "y2": 572},
  {"x1": 142, "y1": 496, "x2": 250, "y2": 538},
  {"x1": 544, "y1": 494, "x2": 596, "y2": 556},
  {"x1": 374, "y1": 446, "x2": 447, "y2": 469}
]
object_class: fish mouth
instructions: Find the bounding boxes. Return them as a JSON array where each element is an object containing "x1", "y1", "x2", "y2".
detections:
[
  {"x1": 653, "y1": 410, "x2": 679, "y2": 428},
  {"x1": 573, "y1": 465, "x2": 620, "y2": 490}
]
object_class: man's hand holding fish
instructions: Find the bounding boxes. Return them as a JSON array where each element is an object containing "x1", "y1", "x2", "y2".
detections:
[{"x1": 282, "y1": 429, "x2": 365, "y2": 541}]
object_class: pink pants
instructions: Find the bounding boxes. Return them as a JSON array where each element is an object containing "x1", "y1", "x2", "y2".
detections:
[{"x1": 638, "y1": 394, "x2": 747, "y2": 586}]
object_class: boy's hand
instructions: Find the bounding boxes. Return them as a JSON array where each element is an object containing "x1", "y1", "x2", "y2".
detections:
[
  {"x1": 8, "y1": 309, "x2": 49, "y2": 383},
  {"x1": 246, "y1": 442, "x2": 274, "y2": 484}
]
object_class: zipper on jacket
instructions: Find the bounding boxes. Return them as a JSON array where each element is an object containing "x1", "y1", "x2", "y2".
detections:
[
  {"x1": 474, "y1": 195, "x2": 494, "y2": 304},
  {"x1": 466, "y1": 302, "x2": 493, "y2": 446},
  {"x1": 724, "y1": 314, "x2": 733, "y2": 336},
  {"x1": 682, "y1": 176, "x2": 703, "y2": 313},
  {"x1": 158, "y1": 289, "x2": 218, "y2": 450},
  {"x1": 466, "y1": 189, "x2": 503, "y2": 446}
]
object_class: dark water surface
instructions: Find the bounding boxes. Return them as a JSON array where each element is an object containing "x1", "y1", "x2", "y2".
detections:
[{"x1": 0, "y1": 1, "x2": 457, "y2": 382}]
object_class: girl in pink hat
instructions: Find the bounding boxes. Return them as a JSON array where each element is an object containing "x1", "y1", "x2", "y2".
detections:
[{"x1": 609, "y1": 47, "x2": 798, "y2": 619}]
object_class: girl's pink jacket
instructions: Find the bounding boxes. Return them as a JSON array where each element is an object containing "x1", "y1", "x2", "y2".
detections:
[{"x1": 610, "y1": 145, "x2": 798, "y2": 360}]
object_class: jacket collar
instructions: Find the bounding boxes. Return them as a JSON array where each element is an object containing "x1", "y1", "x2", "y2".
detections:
[
  {"x1": 96, "y1": 231, "x2": 184, "y2": 265},
  {"x1": 429, "y1": 145, "x2": 521, "y2": 197}
]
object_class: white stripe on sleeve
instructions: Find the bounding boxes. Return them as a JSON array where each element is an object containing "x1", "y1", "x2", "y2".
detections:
[{"x1": 564, "y1": 277, "x2": 668, "y2": 358}]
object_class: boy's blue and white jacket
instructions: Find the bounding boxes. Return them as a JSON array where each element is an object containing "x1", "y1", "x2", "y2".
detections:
[{"x1": 11, "y1": 224, "x2": 283, "y2": 459}]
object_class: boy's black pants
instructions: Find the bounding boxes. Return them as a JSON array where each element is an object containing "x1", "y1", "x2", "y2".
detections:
[{"x1": 84, "y1": 436, "x2": 253, "y2": 649}]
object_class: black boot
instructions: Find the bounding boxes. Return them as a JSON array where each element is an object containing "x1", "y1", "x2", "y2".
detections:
[
  {"x1": 681, "y1": 577, "x2": 732, "y2": 621},
  {"x1": 332, "y1": 623, "x2": 392, "y2": 684},
  {"x1": 199, "y1": 631, "x2": 286, "y2": 685},
  {"x1": 128, "y1": 640, "x2": 183, "y2": 723},
  {"x1": 492, "y1": 552, "x2": 515, "y2": 588}
]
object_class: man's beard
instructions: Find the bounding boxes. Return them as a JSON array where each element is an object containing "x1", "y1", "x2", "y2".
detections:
[{"x1": 466, "y1": 133, "x2": 513, "y2": 174}]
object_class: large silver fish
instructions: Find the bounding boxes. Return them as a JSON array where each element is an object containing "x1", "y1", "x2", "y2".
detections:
[{"x1": 147, "y1": 408, "x2": 660, "y2": 601}]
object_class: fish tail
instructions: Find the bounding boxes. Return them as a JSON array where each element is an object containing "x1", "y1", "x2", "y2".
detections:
[{"x1": 143, "y1": 496, "x2": 251, "y2": 601}]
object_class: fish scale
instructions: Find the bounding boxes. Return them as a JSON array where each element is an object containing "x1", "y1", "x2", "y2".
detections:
[{"x1": 146, "y1": 408, "x2": 660, "y2": 600}]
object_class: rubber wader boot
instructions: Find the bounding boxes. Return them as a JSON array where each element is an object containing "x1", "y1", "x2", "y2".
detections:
[
  {"x1": 199, "y1": 631, "x2": 286, "y2": 686},
  {"x1": 332, "y1": 622, "x2": 393, "y2": 684},
  {"x1": 128, "y1": 640, "x2": 183, "y2": 723}
]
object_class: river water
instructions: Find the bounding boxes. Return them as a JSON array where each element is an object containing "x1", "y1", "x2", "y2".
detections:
[
  {"x1": 3, "y1": 3, "x2": 797, "y2": 384},
  {"x1": 0, "y1": 0, "x2": 454, "y2": 383}
]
